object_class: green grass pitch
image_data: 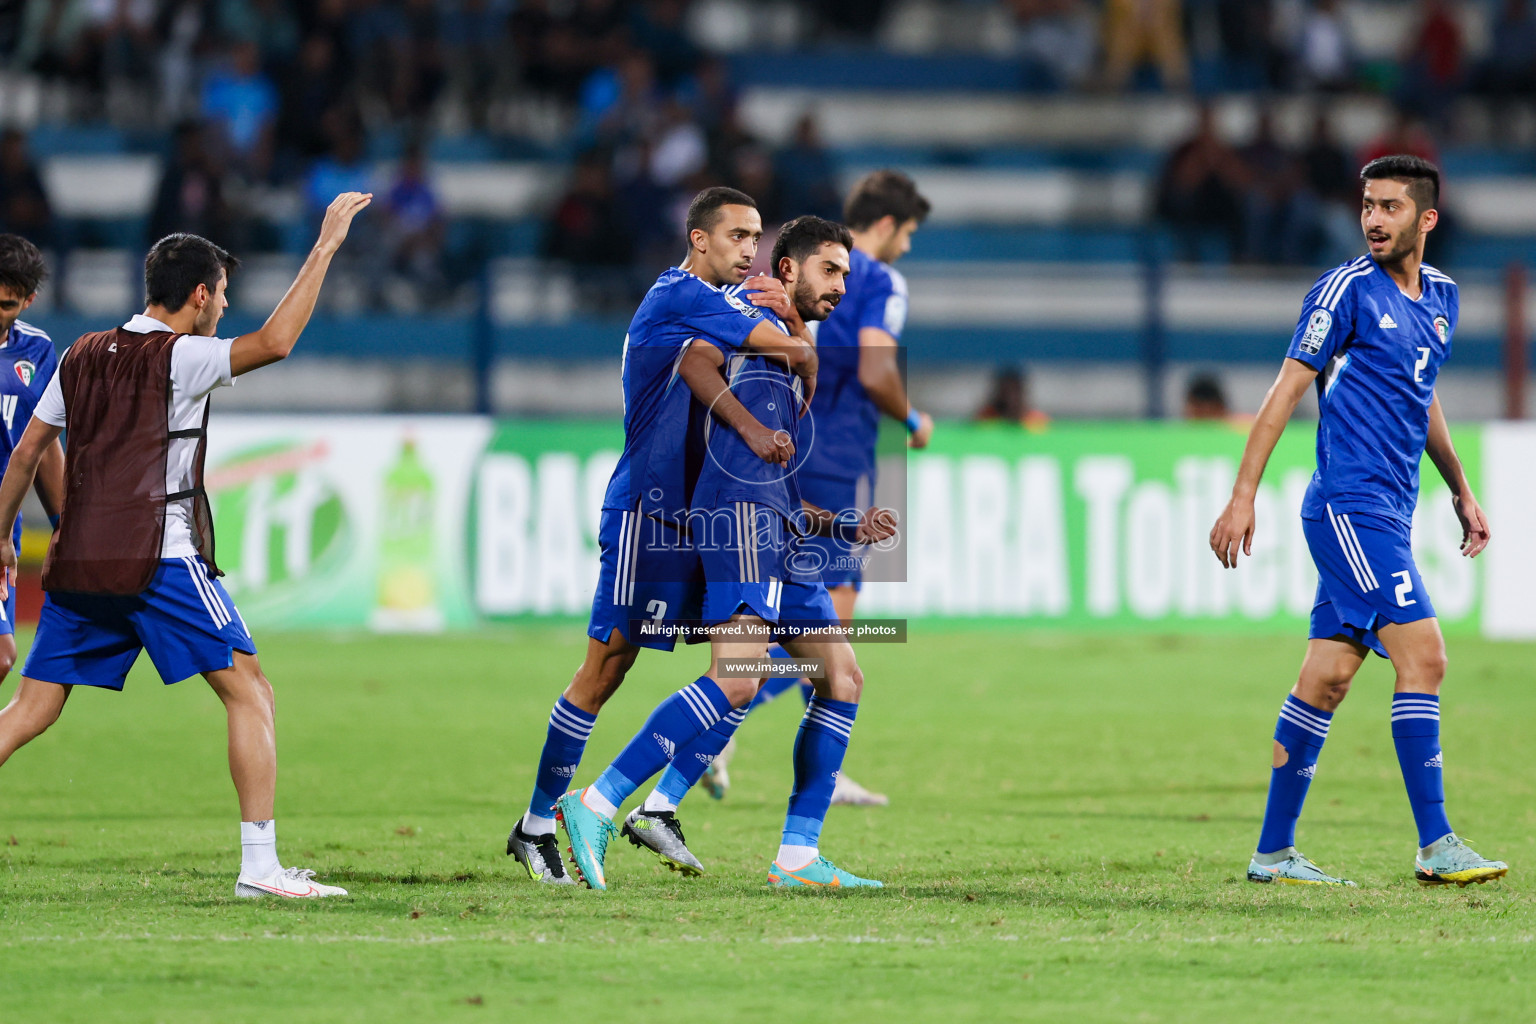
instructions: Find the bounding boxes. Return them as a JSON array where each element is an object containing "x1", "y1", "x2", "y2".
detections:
[{"x1": 1, "y1": 625, "x2": 1533, "y2": 1023}]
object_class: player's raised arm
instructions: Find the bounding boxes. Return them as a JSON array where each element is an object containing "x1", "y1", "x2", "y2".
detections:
[
  {"x1": 228, "y1": 192, "x2": 372, "y2": 377},
  {"x1": 677, "y1": 339, "x2": 794, "y2": 464},
  {"x1": 1425, "y1": 391, "x2": 1490, "y2": 557},
  {"x1": 0, "y1": 416, "x2": 64, "y2": 597},
  {"x1": 1209, "y1": 357, "x2": 1317, "y2": 568}
]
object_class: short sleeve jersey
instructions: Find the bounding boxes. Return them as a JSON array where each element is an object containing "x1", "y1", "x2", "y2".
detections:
[
  {"x1": 1286, "y1": 256, "x2": 1458, "y2": 525},
  {"x1": 690, "y1": 308, "x2": 804, "y2": 524},
  {"x1": 0, "y1": 320, "x2": 59, "y2": 547},
  {"x1": 601, "y1": 268, "x2": 766, "y2": 521},
  {"x1": 801, "y1": 248, "x2": 907, "y2": 486}
]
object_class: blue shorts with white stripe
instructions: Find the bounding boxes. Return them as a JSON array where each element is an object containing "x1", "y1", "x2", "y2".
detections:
[
  {"x1": 23, "y1": 557, "x2": 256, "y2": 690},
  {"x1": 1302, "y1": 507, "x2": 1435, "y2": 658},
  {"x1": 697, "y1": 502, "x2": 838, "y2": 634},
  {"x1": 586, "y1": 505, "x2": 703, "y2": 652}
]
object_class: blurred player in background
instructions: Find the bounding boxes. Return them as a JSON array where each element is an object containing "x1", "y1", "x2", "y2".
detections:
[
  {"x1": 557, "y1": 215, "x2": 897, "y2": 889},
  {"x1": 0, "y1": 193, "x2": 372, "y2": 900},
  {"x1": 0, "y1": 235, "x2": 66, "y2": 682},
  {"x1": 1210, "y1": 156, "x2": 1508, "y2": 888},
  {"x1": 676, "y1": 169, "x2": 934, "y2": 808},
  {"x1": 505, "y1": 187, "x2": 809, "y2": 885}
]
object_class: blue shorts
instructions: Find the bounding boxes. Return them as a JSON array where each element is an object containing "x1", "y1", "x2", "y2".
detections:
[
  {"x1": 1303, "y1": 508, "x2": 1435, "y2": 658},
  {"x1": 0, "y1": 578, "x2": 14, "y2": 638},
  {"x1": 23, "y1": 557, "x2": 256, "y2": 690},
  {"x1": 698, "y1": 502, "x2": 839, "y2": 635},
  {"x1": 587, "y1": 507, "x2": 703, "y2": 652},
  {"x1": 797, "y1": 473, "x2": 871, "y2": 588}
]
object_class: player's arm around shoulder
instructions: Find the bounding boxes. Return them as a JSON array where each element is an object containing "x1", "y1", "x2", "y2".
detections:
[
  {"x1": 678, "y1": 339, "x2": 793, "y2": 465},
  {"x1": 229, "y1": 192, "x2": 371, "y2": 377}
]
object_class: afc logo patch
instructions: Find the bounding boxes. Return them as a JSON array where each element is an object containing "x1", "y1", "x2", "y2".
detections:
[
  {"x1": 12, "y1": 360, "x2": 35, "y2": 386},
  {"x1": 723, "y1": 290, "x2": 764, "y2": 319},
  {"x1": 1433, "y1": 315, "x2": 1450, "y2": 345},
  {"x1": 1298, "y1": 308, "x2": 1331, "y2": 354}
]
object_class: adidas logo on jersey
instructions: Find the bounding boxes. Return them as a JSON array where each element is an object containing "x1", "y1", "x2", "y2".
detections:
[
  {"x1": 1297, "y1": 764, "x2": 1318, "y2": 779},
  {"x1": 1425, "y1": 752, "x2": 1443, "y2": 768},
  {"x1": 1379, "y1": 314, "x2": 1399, "y2": 329},
  {"x1": 653, "y1": 733, "x2": 676, "y2": 759}
]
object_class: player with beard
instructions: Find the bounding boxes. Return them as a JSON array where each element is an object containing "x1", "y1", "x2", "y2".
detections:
[{"x1": 1210, "y1": 156, "x2": 1508, "y2": 888}]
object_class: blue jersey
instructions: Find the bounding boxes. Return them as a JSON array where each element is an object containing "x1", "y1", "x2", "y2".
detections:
[
  {"x1": 692, "y1": 310, "x2": 805, "y2": 524},
  {"x1": 0, "y1": 320, "x2": 58, "y2": 546},
  {"x1": 802, "y1": 247, "x2": 908, "y2": 486},
  {"x1": 1286, "y1": 256, "x2": 1458, "y2": 525},
  {"x1": 601, "y1": 268, "x2": 767, "y2": 521}
]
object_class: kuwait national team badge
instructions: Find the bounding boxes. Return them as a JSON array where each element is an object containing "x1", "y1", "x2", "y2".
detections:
[
  {"x1": 1433, "y1": 315, "x2": 1450, "y2": 345},
  {"x1": 12, "y1": 360, "x2": 35, "y2": 386}
]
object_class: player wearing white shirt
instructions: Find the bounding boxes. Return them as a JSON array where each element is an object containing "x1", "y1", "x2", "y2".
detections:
[{"x1": 0, "y1": 193, "x2": 372, "y2": 900}]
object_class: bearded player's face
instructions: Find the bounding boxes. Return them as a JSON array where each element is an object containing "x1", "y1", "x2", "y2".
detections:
[{"x1": 788, "y1": 242, "x2": 851, "y2": 322}]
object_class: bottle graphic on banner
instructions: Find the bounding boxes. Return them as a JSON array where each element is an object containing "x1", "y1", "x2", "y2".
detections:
[{"x1": 371, "y1": 433, "x2": 445, "y2": 632}]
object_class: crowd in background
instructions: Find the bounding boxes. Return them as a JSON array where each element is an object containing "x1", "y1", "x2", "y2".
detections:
[{"x1": 0, "y1": 0, "x2": 1533, "y2": 304}]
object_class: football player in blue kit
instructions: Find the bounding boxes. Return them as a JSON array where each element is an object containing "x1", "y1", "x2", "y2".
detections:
[
  {"x1": 1210, "y1": 156, "x2": 1508, "y2": 888},
  {"x1": 506, "y1": 187, "x2": 816, "y2": 884},
  {"x1": 557, "y1": 216, "x2": 897, "y2": 889},
  {"x1": 0, "y1": 235, "x2": 65, "y2": 682}
]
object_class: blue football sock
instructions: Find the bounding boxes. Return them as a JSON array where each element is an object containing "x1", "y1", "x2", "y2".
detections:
[
  {"x1": 588, "y1": 676, "x2": 733, "y2": 818},
  {"x1": 1391, "y1": 693, "x2": 1452, "y2": 847},
  {"x1": 524, "y1": 696, "x2": 596, "y2": 833},
  {"x1": 781, "y1": 696, "x2": 858, "y2": 852},
  {"x1": 1256, "y1": 694, "x2": 1332, "y2": 855},
  {"x1": 747, "y1": 645, "x2": 798, "y2": 711},
  {"x1": 650, "y1": 706, "x2": 749, "y2": 810}
]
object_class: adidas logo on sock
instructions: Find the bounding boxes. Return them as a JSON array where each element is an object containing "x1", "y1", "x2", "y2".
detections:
[
  {"x1": 1297, "y1": 764, "x2": 1318, "y2": 778},
  {"x1": 653, "y1": 733, "x2": 676, "y2": 759},
  {"x1": 1379, "y1": 314, "x2": 1398, "y2": 328},
  {"x1": 1425, "y1": 752, "x2": 1443, "y2": 768},
  {"x1": 552, "y1": 764, "x2": 577, "y2": 778},
  {"x1": 694, "y1": 752, "x2": 714, "y2": 765}
]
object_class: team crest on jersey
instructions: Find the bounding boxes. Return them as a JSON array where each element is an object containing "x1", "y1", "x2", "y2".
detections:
[
  {"x1": 1299, "y1": 308, "x2": 1331, "y2": 354},
  {"x1": 12, "y1": 360, "x2": 35, "y2": 386},
  {"x1": 723, "y1": 289, "x2": 764, "y2": 319},
  {"x1": 1433, "y1": 315, "x2": 1450, "y2": 345}
]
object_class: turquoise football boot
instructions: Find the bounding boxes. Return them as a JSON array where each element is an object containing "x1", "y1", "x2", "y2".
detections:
[
  {"x1": 555, "y1": 789, "x2": 616, "y2": 890},
  {"x1": 767, "y1": 855, "x2": 883, "y2": 889}
]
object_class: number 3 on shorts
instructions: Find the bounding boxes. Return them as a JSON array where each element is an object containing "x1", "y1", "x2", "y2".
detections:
[{"x1": 1392, "y1": 570, "x2": 1417, "y2": 608}]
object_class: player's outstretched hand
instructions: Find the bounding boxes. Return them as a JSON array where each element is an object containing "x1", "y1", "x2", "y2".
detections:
[
  {"x1": 857, "y1": 507, "x2": 898, "y2": 544},
  {"x1": 907, "y1": 411, "x2": 934, "y2": 449},
  {"x1": 316, "y1": 192, "x2": 373, "y2": 254},
  {"x1": 0, "y1": 536, "x2": 15, "y2": 602},
  {"x1": 744, "y1": 424, "x2": 795, "y2": 465},
  {"x1": 742, "y1": 275, "x2": 792, "y2": 320},
  {"x1": 1453, "y1": 492, "x2": 1490, "y2": 557},
  {"x1": 1209, "y1": 496, "x2": 1255, "y2": 568}
]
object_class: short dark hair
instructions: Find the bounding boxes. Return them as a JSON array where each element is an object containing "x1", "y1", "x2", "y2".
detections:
[
  {"x1": 1361, "y1": 154, "x2": 1440, "y2": 213},
  {"x1": 1185, "y1": 373, "x2": 1227, "y2": 406},
  {"x1": 0, "y1": 234, "x2": 48, "y2": 298},
  {"x1": 843, "y1": 169, "x2": 931, "y2": 231},
  {"x1": 770, "y1": 216, "x2": 853, "y2": 278},
  {"x1": 144, "y1": 233, "x2": 240, "y2": 311},
  {"x1": 685, "y1": 187, "x2": 757, "y2": 236}
]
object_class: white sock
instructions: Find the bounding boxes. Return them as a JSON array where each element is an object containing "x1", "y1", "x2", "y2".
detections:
[
  {"x1": 522, "y1": 811, "x2": 556, "y2": 836},
  {"x1": 776, "y1": 844, "x2": 818, "y2": 871},
  {"x1": 643, "y1": 790, "x2": 677, "y2": 814},
  {"x1": 582, "y1": 785, "x2": 618, "y2": 820},
  {"x1": 240, "y1": 820, "x2": 281, "y2": 878}
]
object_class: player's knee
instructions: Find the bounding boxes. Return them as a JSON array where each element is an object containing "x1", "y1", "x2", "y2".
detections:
[
  {"x1": 823, "y1": 662, "x2": 863, "y2": 704},
  {"x1": 1404, "y1": 649, "x2": 1448, "y2": 691},
  {"x1": 0, "y1": 649, "x2": 15, "y2": 681}
]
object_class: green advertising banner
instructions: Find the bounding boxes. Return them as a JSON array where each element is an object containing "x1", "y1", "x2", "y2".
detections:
[{"x1": 206, "y1": 415, "x2": 1493, "y2": 636}]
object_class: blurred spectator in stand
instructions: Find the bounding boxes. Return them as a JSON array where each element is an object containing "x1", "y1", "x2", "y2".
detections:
[
  {"x1": 1397, "y1": 0, "x2": 1464, "y2": 131},
  {"x1": 220, "y1": 0, "x2": 301, "y2": 71},
  {"x1": 650, "y1": 97, "x2": 709, "y2": 188},
  {"x1": 1239, "y1": 107, "x2": 1307, "y2": 263},
  {"x1": 629, "y1": 0, "x2": 700, "y2": 87},
  {"x1": 305, "y1": 109, "x2": 376, "y2": 216},
  {"x1": 1359, "y1": 108, "x2": 1440, "y2": 167},
  {"x1": 544, "y1": 149, "x2": 637, "y2": 308},
  {"x1": 685, "y1": 56, "x2": 737, "y2": 132},
  {"x1": 1214, "y1": 0, "x2": 1279, "y2": 90},
  {"x1": 200, "y1": 40, "x2": 278, "y2": 181},
  {"x1": 581, "y1": 49, "x2": 662, "y2": 147},
  {"x1": 387, "y1": 0, "x2": 447, "y2": 124},
  {"x1": 148, "y1": 121, "x2": 236, "y2": 247},
  {"x1": 776, "y1": 114, "x2": 841, "y2": 222},
  {"x1": 276, "y1": 34, "x2": 346, "y2": 177},
  {"x1": 86, "y1": 0, "x2": 159, "y2": 117},
  {"x1": 1012, "y1": 0, "x2": 1097, "y2": 92},
  {"x1": 1473, "y1": 0, "x2": 1536, "y2": 122},
  {"x1": 1101, "y1": 0, "x2": 1190, "y2": 92},
  {"x1": 446, "y1": 0, "x2": 512, "y2": 127},
  {"x1": 1183, "y1": 373, "x2": 1230, "y2": 420},
  {"x1": 1154, "y1": 104, "x2": 1248, "y2": 261},
  {"x1": 1298, "y1": 109, "x2": 1360, "y2": 263},
  {"x1": 380, "y1": 141, "x2": 446, "y2": 308},
  {"x1": 156, "y1": 0, "x2": 214, "y2": 123},
  {"x1": 0, "y1": 130, "x2": 55, "y2": 247},
  {"x1": 975, "y1": 367, "x2": 1051, "y2": 430},
  {"x1": 1293, "y1": 0, "x2": 1355, "y2": 91}
]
